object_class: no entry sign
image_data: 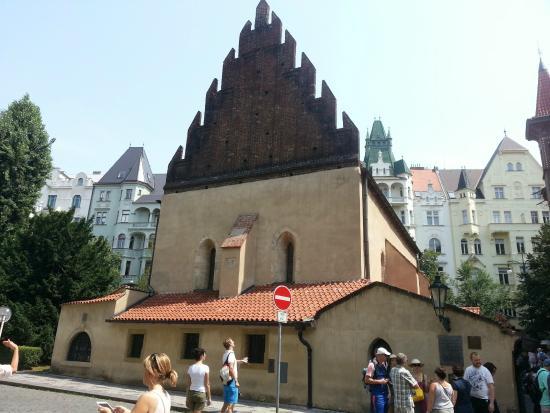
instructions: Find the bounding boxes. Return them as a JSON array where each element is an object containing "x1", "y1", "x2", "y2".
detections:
[{"x1": 273, "y1": 285, "x2": 292, "y2": 311}]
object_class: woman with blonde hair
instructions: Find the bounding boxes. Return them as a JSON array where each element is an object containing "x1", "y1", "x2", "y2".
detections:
[{"x1": 98, "y1": 353, "x2": 178, "y2": 413}]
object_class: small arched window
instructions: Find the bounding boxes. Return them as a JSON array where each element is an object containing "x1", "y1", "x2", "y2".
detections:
[
  {"x1": 117, "y1": 234, "x2": 126, "y2": 249},
  {"x1": 193, "y1": 239, "x2": 216, "y2": 290},
  {"x1": 72, "y1": 195, "x2": 81, "y2": 209},
  {"x1": 474, "y1": 239, "x2": 482, "y2": 255},
  {"x1": 207, "y1": 247, "x2": 216, "y2": 290},
  {"x1": 286, "y1": 242, "x2": 294, "y2": 283},
  {"x1": 516, "y1": 162, "x2": 522, "y2": 171},
  {"x1": 129, "y1": 235, "x2": 135, "y2": 250},
  {"x1": 429, "y1": 238, "x2": 442, "y2": 253},
  {"x1": 148, "y1": 233, "x2": 156, "y2": 249},
  {"x1": 77, "y1": 178, "x2": 84, "y2": 186},
  {"x1": 460, "y1": 239, "x2": 468, "y2": 255},
  {"x1": 67, "y1": 332, "x2": 91, "y2": 362},
  {"x1": 507, "y1": 162, "x2": 514, "y2": 171},
  {"x1": 275, "y1": 232, "x2": 296, "y2": 283}
]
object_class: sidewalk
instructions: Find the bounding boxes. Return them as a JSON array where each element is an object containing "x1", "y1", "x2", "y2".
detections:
[{"x1": 0, "y1": 371, "x2": 342, "y2": 413}]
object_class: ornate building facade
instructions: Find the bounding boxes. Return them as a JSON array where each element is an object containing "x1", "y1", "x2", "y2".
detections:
[{"x1": 364, "y1": 120, "x2": 415, "y2": 238}]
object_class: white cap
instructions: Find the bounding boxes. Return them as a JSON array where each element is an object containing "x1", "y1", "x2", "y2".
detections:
[{"x1": 376, "y1": 347, "x2": 391, "y2": 356}]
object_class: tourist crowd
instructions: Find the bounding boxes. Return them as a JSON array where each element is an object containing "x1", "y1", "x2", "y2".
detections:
[{"x1": 363, "y1": 347, "x2": 550, "y2": 413}]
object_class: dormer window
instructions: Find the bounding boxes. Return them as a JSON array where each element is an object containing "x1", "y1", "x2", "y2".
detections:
[{"x1": 117, "y1": 171, "x2": 126, "y2": 179}]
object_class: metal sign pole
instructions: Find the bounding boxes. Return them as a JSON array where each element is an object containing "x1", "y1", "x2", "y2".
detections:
[
  {"x1": 0, "y1": 315, "x2": 5, "y2": 339},
  {"x1": 276, "y1": 321, "x2": 282, "y2": 413}
]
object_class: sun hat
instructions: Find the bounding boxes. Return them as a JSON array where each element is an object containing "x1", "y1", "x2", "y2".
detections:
[
  {"x1": 409, "y1": 358, "x2": 424, "y2": 366},
  {"x1": 389, "y1": 354, "x2": 397, "y2": 359},
  {"x1": 376, "y1": 347, "x2": 391, "y2": 356}
]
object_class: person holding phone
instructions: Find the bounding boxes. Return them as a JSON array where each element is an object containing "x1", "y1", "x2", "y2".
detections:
[
  {"x1": 186, "y1": 347, "x2": 212, "y2": 413},
  {"x1": 97, "y1": 352, "x2": 177, "y2": 413},
  {"x1": 0, "y1": 339, "x2": 19, "y2": 378}
]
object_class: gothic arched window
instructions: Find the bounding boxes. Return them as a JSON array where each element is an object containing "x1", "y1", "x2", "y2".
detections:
[{"x1": 67, "y1": 332, "x2": 91, "y2": 362}]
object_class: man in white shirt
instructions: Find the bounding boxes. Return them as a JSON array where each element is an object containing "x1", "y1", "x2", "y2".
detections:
[
  {"x1": 221, "y1": 338, "x2": 248, "y2": 413},
  {"x1": 464, "y1": 352, "x2": 495, "y2": 413},
  {"x1": 0, "y1": 339, "x2": 19, "y2": 378}
]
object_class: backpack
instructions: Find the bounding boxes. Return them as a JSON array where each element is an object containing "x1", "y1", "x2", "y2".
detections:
[
  {"x1": 219, "y1": 351, "x2": 233, "y2": 385},
  {"x1": 362, "y1": 368, "x2": 368, "y2": 389},
  {"x1": 526, "y1": 370, "x2": 543, "y2": 403}
]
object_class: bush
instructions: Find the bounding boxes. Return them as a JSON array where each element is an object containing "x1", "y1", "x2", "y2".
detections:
[{"x1": 0, "y1": 345, "x2": 43, "y2": 370}]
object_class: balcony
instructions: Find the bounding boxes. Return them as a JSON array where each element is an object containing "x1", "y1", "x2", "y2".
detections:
[
  {"x1": 120, "y1": 274, "x2": 142, "y2": 285},
  {"x1": 458, "y1": 222, "x2": 479, "y2": 236},
  {"x1": 488, "y1": 223, "x2": 511, "y2": 236},
  {"x1": 386, "y1": 196, "x2": 407, "y2": 205},
  {"x1": 128, "y1": 221, "x2": 157, "y2": 230},
  {"x1": 112, "y1": 248, "x2": 153, "y2": 259}
]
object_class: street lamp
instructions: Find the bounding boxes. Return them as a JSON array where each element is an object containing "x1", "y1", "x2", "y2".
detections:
[
  {"x1": 429, "y1": 274, "x2": 451, "y2": 332},
  {"x1": 0, "y1": 306, "x2": 12, "y2": 338}
]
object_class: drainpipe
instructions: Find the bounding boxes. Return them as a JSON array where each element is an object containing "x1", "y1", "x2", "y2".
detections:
[{"x1": 297, "y1": 323, "x2": 313, "y2": 409}]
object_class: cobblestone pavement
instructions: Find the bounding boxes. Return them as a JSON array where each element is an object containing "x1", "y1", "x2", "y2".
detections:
[{"x1": 0, "y1": 372, "x2": 343, "y2": 412}]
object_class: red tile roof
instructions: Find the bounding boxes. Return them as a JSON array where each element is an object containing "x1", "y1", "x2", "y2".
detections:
[
  {"x1": 411, "y1": 168, "x2": 442, "y2": 192},
  {"x1": 461, "y1": 306, "x2": 481, "y2": 315},
  {"x1": 111, "y1": 280, "x2": 369, "y2": 324},
  {"x1": 221, "y1": 214, "x2": 258, "y2": 248},
  {"x1": 536, "y1": 60, "x2": 550, "y2": 117},
  {"x1": 64, "y1": 288, "x2": 127, "y2": 305}
]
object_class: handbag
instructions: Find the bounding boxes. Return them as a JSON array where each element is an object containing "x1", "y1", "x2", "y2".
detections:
[
  {"x1": 219, "y1": 351, "x2": 233, "y2": 385},
  {"x1": 413, "y1": 386, "x2": 425, "y2": 402}
]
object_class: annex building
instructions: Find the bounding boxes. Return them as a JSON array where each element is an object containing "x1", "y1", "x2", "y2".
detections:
[{"x1": 51, "y1": 3, "x2": 519, "y2": 412}]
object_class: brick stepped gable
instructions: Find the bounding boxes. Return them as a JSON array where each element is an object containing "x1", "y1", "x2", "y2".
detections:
[{"x1": 165, "y1": 0, "x2": 359, "y2": 192}]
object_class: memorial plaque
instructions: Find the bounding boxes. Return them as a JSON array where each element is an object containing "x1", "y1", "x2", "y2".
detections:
[
  {"x1": 438, "y1": 335, "x2": 464, "y2": 366},
  {"x1": 268, "y1": 358, "x2": 275, "y2": 373},
  {"x1": 467, "y1": 336, "x2": 482, "y2": 350},
  {"x1": 280, "y1": 362, "x2": 288, "y2": 384}
]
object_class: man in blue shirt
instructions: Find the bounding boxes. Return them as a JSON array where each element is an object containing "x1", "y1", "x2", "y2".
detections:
[{"x1": 364, "y1": 347, "x2": 391, "y2": 413}]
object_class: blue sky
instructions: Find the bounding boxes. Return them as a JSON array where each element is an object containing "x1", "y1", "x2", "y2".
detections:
[{"x1": 1, "y1": 0, "x2": 549, "y2": 175}]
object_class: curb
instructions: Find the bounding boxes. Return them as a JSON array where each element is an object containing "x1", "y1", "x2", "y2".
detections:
[{"x1": 0, "y1": 379, "x2": 189, "y2": 412}]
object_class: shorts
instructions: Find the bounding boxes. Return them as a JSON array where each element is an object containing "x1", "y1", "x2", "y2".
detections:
[
  {"x1": 223, "y1": 380, "x2": 239, "y2": 405},
  {"x1": 186, "y1": 390, "x2": 206, "y2": 411}
]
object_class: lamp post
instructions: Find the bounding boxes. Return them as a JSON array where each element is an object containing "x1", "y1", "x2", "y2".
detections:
[
  {"x1": 429, "y1": 274, "x2": 451, "y2": 332},
  {"x1": 0, "y1": 306, "x2": 12, "y2": 338}
]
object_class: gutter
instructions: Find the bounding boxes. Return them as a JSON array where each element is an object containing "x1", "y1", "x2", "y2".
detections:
[{"x1": 297, "y1": 322, "x2": 313, "y2": 409}]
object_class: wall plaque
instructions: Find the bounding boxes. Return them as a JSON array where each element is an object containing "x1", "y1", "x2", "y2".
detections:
[{"x1": 438, "y1": 335, "x2": 464, "y2": 366}]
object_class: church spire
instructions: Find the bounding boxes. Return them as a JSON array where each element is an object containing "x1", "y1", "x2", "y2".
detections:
[{"x1": 536, "y1": 58, "x2": 550, "y2": 117}]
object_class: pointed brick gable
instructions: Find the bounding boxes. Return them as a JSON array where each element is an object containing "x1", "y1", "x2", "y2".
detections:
[
  {"x1": 536, "y1": 60, "x2": 550, "y2": 117},
  {"x1": 221, "y1": 214, "x2": 258, "y2": 248},
  {"x1": 165, "y1": 1, "x2": 359, "y2": 193}
]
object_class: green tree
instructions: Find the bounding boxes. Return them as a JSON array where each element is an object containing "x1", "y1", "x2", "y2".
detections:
[
  {"x1": 453, "y1": 261, "x2": 513, "y2": 318},
  {"x1": 419, "y1": 249, "x2": 441, "y2": 283},
  {"x1": 0, "y1": 95, "x2": 53, "y2": 236},
  {"x1": 516, "y1": 224, "x2": 550, "y2": 338},
  {"x1": 0, "y1": 209, "x2": 120, "y2": 360},
  {"x1": 419, "y1": 249, "x2": 455, "y2": 303}
]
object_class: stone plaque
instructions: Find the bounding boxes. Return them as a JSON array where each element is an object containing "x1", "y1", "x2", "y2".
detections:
[
  {"x1": 438, "y1": 335, "x2": 464, "y2": 366},
  {"x1": 280, "y1": 362, "x2": 288, "y2": 384},
  {"x1": 467, "y1": 336, "x2": 482, "y2": 350}
]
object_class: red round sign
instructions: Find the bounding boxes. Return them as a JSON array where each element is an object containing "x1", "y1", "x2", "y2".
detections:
[{"x1": 273, "y1": 285, "x2": 292, "y2": 311}]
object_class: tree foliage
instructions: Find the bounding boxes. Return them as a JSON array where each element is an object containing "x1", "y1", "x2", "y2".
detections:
[
  {"x1": 419, "y1": 249, "x2": 441, "y2": 283},
  {"x1": 0, "y1": 95, "x2": 52, "y2": 236},
  {"x1": 452, "y1": 261, "x2": 513, "y2": 318},
  {"x1": 0, "y1": 206, "x2": 121, "y2": 360},
  {"x1": 516, "y1": 223, "x2": 550, "y2": 338}
]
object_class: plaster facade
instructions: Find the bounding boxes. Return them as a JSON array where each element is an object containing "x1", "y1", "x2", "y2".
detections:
[
  {"x1": 412, "y1": 168, "x2": 456, "y2": 277},
  {"x1": 51, "y1": 284, "x2": 517, "y2": 413},
  {"x1": 35, "y1": 167, "x2": 101, "y2": 221},
  {"x1": 446, "y1": 138, "x2": 546, "y2": 316}
]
